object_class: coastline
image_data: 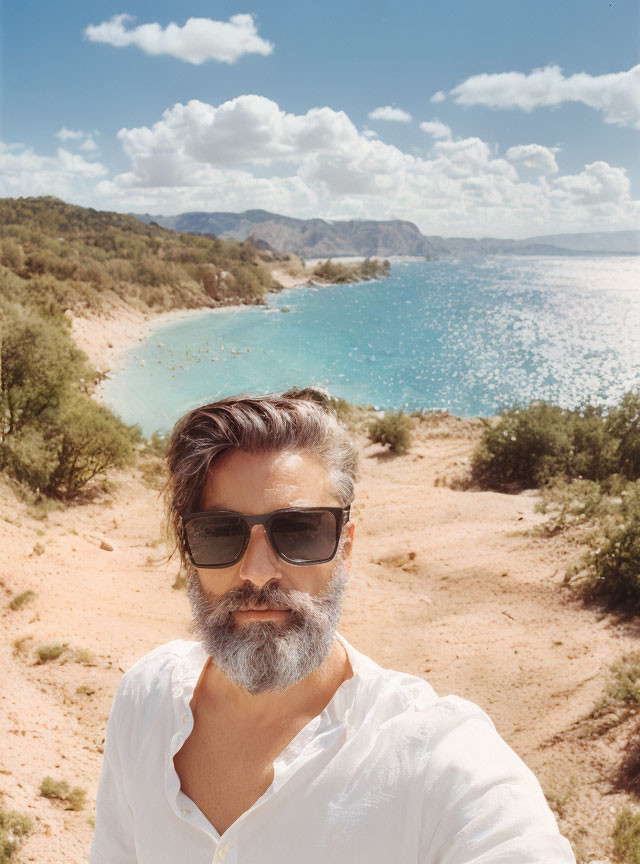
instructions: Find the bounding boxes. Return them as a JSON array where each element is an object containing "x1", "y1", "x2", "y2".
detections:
[{"x1": 71, "y1": 266, "x2": 313, "y2": 375}]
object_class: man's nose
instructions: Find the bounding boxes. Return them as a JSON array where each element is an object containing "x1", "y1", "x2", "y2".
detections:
[{"x1": 237, "y1": 524, "x2": 283, "y2": 587}]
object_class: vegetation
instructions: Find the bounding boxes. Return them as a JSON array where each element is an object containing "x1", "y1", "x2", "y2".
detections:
[
  {"x1": 8, "y1": 590, "x2": 36, "y2": 611},
  {"x1": 577, "y1": 483, "x2": 640, "y2": 611},
  {"x1": 468, "y1": 394, "x2": 640, "y2": 614},
  {"x1": 39, "y1": 777, "x2": 86, "y2": 811},
  {"x1": 613, "y1": 809, "x2": 640, "y2": 863},
  {"x1": 35, "y1": 642, "x2": 96, "y2": 665},
  {"x1": 592, "y1": 653, "x2": 640, "y2": 721},
  {"x1": 311, "y1": 257, "x2": 391, "y2": 284},
  {"x1": 471, "y1": 395, "x2": 640, "y2": 492},
  {"x1": 0, "y1": 302, "x2": 135, "y2": 499},
  {"x1": 0, "y1": 196, "x2": 279, "y2": 315},
  {"x1": 367, "y1": 411, "x2": 413, "y2": 454},
  {"x1": 0, "y1": 802, "x2": 32, "y2": 864}
]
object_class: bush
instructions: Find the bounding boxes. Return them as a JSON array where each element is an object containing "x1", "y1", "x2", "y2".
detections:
[
  {"x1": 578, "y1": 482, "x2": 640, "y2": 612},
  {"x1": 35, "y1": 643, "x2": 66, "y2": 664},
  {"x1": 39, "y1": 777, "x2": 86, "y2": 811},
  {"x1": 44, "y1": 393, "x2": 134, "y2": 497},
  {"x1": 607, "y1": 392, "x2": 640, "y2": 480},
  {"x1": 8, "y1": 590, "x2": 36, "y2": 611},
  {"x1": 0, "y1": 803, "x2": 32, "y2": 864},
  {"x1": 534, "y1": 478, "x2": 616, "y2": 534},
  {"x1": 0, "y1": 305, "x2": 90, "y2": 435},
  {"x1": 613, "y1": 808, "x2": 640, "y2": 864},
  {"x1": 471, "y1": 395, "x2": 640, "y2": 492},
  {"x1": 471, "y1": 403, "x2": 572, "y2": 490},
  {"x1": 368, "y1": 412, "x2": 413, "y2": 454},
  {"x1": 2, "y1": 394, "x2": 134, "y2": 498}
]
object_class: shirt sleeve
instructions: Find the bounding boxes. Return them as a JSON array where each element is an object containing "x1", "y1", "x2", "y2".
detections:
[
  {"x1": 420, "y1": 699, "x2": 576, "y2": 864},
  {"x1": 89, "y1": 682, "x2": 138, "y2": 864}
]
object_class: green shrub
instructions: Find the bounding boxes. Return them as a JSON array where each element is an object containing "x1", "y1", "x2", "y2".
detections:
[
  {"x1": 368, "y1": 412, "x2": 413, "y2": 454},
  {"x1": 613, "y1": 808, "x2": 640, "y2": 864},
  {"x1": 8, "y1": 590, "x2": 36, "y2": 611},
  {"x1": 2, "y1": 393, "x2": 134, "y2": 498},
  {"x1": 0, "y1": 305, "x2": 90, "y2": 435},
  {"x1": 471, "y1": 403, "x2": 572, "y2": 490},
  {"x1": 579, "y1": 482, "x2": 640, "y2": 612},
  {"x1": 607, "y1": 392, "x2": 640, "y2": 480},
  {"x1": 44, "y1": 393, "x2": 134, "y2": 498},
  {"x1": 35, "y1": 642, "x2": 66, "y2": 664},
  {"x1": 0, "y1": 803, "x2": 33, "y2": 864},
  {"x1": 471, "y1": 395, "x2": 640, "y2": 492},
  {"x1": 39, "y1": 777, "x2": 86, "y2": 811},
  {"x1": 534, "y1": 478, "x2": 616, "y2": 533}
]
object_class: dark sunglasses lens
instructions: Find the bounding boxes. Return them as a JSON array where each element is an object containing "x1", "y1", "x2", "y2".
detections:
[
  {"x1": 270, "y1": 510, "x2": 338, "y2": 563},
  {"x1": 185, "y1": 515, "x2": 247, "y2": 567}
]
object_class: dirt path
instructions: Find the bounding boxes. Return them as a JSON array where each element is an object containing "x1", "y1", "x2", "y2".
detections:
[{"x1": 1, "y1": 419, "x2": 635, "y2": 862}]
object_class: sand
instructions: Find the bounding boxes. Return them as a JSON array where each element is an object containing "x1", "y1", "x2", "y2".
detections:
[
  {"x1": 70, "y1": 266, "x2": 312, "y2": 375},
  {"x1": 0, "y1": 306, "x2": 634, "y2": 863}
]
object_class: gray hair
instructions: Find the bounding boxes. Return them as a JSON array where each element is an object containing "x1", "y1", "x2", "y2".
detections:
[{"x1": 165, "y1": 388, "x2": 358, "y2": 565}]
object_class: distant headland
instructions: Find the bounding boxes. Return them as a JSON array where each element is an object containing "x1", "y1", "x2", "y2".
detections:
[{"x1": 131, "y1": 208, "x2": 640, "y2": 258}]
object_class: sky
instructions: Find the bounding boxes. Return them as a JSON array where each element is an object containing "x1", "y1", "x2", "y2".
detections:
[{"x1": 1, "y1": 0, "x2": 638, "y2": 238}]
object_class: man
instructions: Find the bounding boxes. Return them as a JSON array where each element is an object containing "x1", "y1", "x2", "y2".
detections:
[{"x1": 90, "y1": 390, "x2": 575, "y2": 863}]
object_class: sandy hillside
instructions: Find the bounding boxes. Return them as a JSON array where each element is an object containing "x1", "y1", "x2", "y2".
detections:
[{"x1": 1, "y1": 411, "x2": 637, "y2": 862}]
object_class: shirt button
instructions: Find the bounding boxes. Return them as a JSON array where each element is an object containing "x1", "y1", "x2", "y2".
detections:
[
  {"x1": 182, "y1": 714, "x2": 187, "y2": 724},
  {"x1": 218, "y1": 846, "x2": 228, "y2": 861},
  {"x1": 180, "y1": 808, "x2": 192, "y2": 816}
]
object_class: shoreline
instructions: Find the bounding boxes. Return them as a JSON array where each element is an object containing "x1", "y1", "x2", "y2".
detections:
[{"x1": 70, "y1": 266, "x2": 313, "y2": 375}]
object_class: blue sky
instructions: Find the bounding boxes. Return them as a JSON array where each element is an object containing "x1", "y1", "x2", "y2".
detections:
[{"x1": 1, "y1": 0, "x2": 638, "y2": 237}]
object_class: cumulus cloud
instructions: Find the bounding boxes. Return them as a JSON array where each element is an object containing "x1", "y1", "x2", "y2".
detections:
[
  {"x1": 56, "y1": 127, "x2": 85, "y2": 141},
  {"x1": 80, "y1": 138, "x2": 99, "y2": 152},
  {"x1": 0, "y1": 143, "x2": 108, "y2": 202},
  {"x1": 368, "y1": 106, "x2": 412, "y2": 122},
  {"x1": 419, "y1": 120, "x2": 452, "y2": 140},
  {"x1": 450, "y1": 64, "x2": 640, "y2": 129},
  {"x1": 92, "y1": 94, "x2": 639, "y2": 236},
  {"x1": 84, "y1": 12, "x2": 273, "y2": 64},
  {"x1": 430, "y1": 91, "x2": 446, "y2": 104},
  {"x1": 506, "y1": 144, "x2": 559, "y2": 175}
]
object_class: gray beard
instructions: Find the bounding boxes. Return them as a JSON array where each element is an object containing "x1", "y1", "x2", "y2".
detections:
[{"x1": 187, "y1": 564, "x2": 347, "y2": 694}]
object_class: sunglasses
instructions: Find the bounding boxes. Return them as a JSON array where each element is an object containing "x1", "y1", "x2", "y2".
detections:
[{"x1": 181, "y1": 506, "x2": 350, "y2": 569}]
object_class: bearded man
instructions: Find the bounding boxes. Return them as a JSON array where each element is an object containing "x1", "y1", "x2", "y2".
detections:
[{"x1": 90, "y1": 390, "x2": 575, "y2": 863}]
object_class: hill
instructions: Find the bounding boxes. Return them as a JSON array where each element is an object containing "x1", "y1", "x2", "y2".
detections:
[
  {"x1": 133, "y1": 208, "x2": 640, "y2": 258},
  {"x1": 0, "y1": 196, "x2": 282, "y2": 315}
]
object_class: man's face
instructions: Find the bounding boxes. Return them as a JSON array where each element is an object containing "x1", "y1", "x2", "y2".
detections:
[{"x1": 187, "y1": 448, "x2": 354, "y2": 694}]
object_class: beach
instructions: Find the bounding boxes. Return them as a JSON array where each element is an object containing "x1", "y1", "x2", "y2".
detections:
[
  {"x1": 0, "y1": 308, "x2": 635, "y2": 861},
  {"x1": 69, "y1": 265, "x2": 313, "y2": 375}
]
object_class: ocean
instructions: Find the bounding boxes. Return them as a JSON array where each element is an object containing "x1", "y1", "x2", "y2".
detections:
[{"x1": 100, "y1": 255, "x2": 640, "y2": 436}]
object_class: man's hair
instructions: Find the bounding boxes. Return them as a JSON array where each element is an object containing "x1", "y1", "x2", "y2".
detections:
[{"x1": 165, "y1": 389, "x2": 358, "y2": 566}]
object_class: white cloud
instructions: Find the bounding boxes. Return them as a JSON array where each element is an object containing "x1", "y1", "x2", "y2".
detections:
[
  {"x1": 506, "y1": 144, "x2": 559, "y2": 175},
  {"x1": 450, "y1": 64, "x2": 640, "y2": 129},
  {"x1": 0, "y1": 143, "x2": 108, "y2": 201},
  {"x1": 56, "y1": 127, "x2": 85, "y2": 141},
  {"x1": 7, "y1": 96, "x2": 637, "y2": 238},
  {"x1": 430, "y1": 91, "x2": 446, "y2": 104},
  {"x1": 419, "y1": 120, "x2": 452, "y2": 140},
  {"x1": 80, "y1": 138, "x2": 99, "y2": 152},
  {"x1": 84, "y1": 13, "x2": 273, "y2": 65},
  {"x1": 368, "y1": 106, "x2": 412, "y2": 123},
  {"x1": 94, "y1": 95, "x2": 638, "y2": 236},
  {"x1": 362, "y1": 128, "x2": 378, "y2": 139}
]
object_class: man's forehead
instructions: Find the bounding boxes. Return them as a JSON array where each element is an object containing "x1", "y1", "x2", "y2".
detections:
[{"x1": 199, "y1": 448, "x2": 334, "y2": 511}]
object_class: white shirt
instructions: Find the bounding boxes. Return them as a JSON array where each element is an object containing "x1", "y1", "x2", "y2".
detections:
[{"x1": 90, "y1": 635, "x2": 575, "y2": 864}]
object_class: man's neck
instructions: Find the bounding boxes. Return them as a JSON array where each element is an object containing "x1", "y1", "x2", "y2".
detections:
[{"x1": 196, "y1": 638, "x2": 353, "y2": 727}]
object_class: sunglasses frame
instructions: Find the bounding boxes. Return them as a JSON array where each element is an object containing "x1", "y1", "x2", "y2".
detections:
[{"x1": 181, "y1": 506, "x2": 351, "y2": 569}]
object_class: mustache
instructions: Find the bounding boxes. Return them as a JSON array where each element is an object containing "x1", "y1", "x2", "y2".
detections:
[{"x1": 203, "y1": 581, "x2": 317, "y2": 620}]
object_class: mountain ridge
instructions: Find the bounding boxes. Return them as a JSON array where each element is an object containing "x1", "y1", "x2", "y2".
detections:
[{"x1": 132, "y1": 209, "x2": 640, "y2": 258}]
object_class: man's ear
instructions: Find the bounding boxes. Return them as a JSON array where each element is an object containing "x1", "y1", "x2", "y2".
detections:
[{"x1": 343, "y1": 520, "x2": 355, "y2": 573}]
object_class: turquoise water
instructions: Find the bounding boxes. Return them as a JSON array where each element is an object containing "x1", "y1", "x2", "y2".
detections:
[{"x1": 101, "y1": 256, "x2": 640, "y2": 435}]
